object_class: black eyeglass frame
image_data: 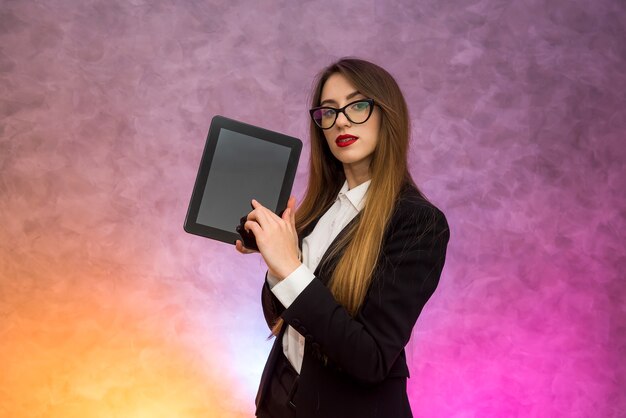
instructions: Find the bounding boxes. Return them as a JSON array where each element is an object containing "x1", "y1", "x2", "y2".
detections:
[{"x1": 309, "y1": 98, "x2": 376, "y2": 130}]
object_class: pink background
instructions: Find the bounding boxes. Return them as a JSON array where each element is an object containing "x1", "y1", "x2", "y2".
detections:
[{"x1": 1, "y1": 0, "x2": 625, "y2": 417}]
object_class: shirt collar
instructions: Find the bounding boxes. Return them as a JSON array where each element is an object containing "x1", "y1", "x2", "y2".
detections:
[{"x1": 337, "y1": 179, "x2": 371, "y2": 211}]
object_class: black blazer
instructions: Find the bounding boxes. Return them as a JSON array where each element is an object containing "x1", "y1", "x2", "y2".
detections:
[{"x1": 256, "y1": 182, "x2": 450, "y2": 418}]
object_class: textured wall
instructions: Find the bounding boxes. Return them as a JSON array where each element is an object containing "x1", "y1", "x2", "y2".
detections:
[{"x1": 1, "y1": 0, "x2": 625, "y2": 417}]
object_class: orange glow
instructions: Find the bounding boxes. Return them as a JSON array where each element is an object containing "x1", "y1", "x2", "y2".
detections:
[{"x1": 0, "y1": 266, "x2": 251, "y2": 418}]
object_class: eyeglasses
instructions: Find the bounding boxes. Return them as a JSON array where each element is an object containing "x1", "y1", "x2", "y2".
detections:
[{"x1": 309, "y1": 99, "x2": 375, "y2": 130}]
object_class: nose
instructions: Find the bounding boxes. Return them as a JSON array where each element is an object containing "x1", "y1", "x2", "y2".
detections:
[{"x1": 335, "y1": 110, "x2": 351, "y2": 129}]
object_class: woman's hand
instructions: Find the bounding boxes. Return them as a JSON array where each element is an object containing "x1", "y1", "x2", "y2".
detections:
[{"x1": 235, "y1": 196, "x2": 301, "y2": 280}]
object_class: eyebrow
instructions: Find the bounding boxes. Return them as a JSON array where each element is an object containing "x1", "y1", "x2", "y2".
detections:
[{"x1": 320, "y1": 91, "x2": 363, "y2": 106}]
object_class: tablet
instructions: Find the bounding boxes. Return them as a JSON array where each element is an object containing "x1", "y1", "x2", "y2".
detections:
[{"x1": 184, "y1": 115, "x2": 302, "y2": 246}]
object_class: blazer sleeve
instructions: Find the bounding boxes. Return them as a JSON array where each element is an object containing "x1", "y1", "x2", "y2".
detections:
[
  {"x1": 261, "y1": 273, "x2": 286, "y2": 330},
  {"x1": 280, "y1": 202, "x2": 450, "y2": 384}
]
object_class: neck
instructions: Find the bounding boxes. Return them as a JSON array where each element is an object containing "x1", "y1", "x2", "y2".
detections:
[{"x1": 343, "y1": 161, "x2": 371, "y2": 189}]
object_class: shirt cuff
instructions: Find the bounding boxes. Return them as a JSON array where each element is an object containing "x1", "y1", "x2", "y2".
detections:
[
  {"x1": 270, "y1": 264, "x2": 315, "y2": 309},
  {"x1": 266, "y1": 271, "x2": 281, "y2": 289}
]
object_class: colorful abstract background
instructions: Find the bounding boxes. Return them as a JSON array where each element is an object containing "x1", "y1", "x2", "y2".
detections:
[{"x1": 1, "y1": 0, "x2": 625, "y2": 417}]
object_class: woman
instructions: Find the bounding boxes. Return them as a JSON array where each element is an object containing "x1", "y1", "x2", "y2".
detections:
[{"x1": 235, "y1": 57, "x2": 450, "y2": 418}]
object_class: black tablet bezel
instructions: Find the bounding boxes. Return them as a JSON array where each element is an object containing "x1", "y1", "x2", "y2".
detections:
[{"x1": 183, "y1": 115, "x2": 302, "y2": 245}]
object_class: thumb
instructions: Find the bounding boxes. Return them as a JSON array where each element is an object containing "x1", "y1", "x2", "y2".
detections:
[
  {"x1": 287, "y1": 196, "x2": 297, "y2": 225},
  {"x1": 287, "y1": 195, "x2": 297, "y2": 211}
]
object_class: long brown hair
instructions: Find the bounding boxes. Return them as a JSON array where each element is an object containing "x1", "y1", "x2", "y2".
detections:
[{"x1": 272, "y1": 57, "x2": 423, "y2": 335}]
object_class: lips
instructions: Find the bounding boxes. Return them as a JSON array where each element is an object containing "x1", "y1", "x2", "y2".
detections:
[{"x1": 336, "y1": 134, "x2": 358, "y2": 148}]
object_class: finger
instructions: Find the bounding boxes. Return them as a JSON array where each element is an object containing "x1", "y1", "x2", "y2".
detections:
[
  {"x1": 279, "y1": 196, "x2": 296, "y2": 223},
  {"x1": 251, "y1": 207, "x2": 272, "y2": 230},
  {"x1": 287, "y1": 196, "x2": 296, "y2": 212},
  {"x1": 281, "y1": 196, "x2": 297, "y2": 232},
  {"x1": 279, "y1": 207, "x2": 297, "y2": 244},
  {"x1": 246, "y1": 209, "x2": 256, "y2": 222},
  {"x1": 289, "y1": 196, "x2": 297, "y2": 226},
  {"x1": 235, "y1": 240, "x2": 254, "y2": 254},
  {"x1": 246, "y1": 208, "x2": 265, "y2": 225},
  {"x1": 285, "y1": 196, "x2": 296, "y2": 219},
  {"x1": 244, "y1": 220, "x2": 263, "y2": 239},
  {"x1": 249, "y1": 200, "x2": 262, "y2": 223},
  {"x1": 251, "y1": 199, "x2": 280, "y2": 227},
  {"x1": 252, "y1": 199, "x2": 278, "y2": 219},
  {"x1": 251, "y1": 199, "x2": 265, "y2": 210},
  {"x1": 281, "y1": 207, "x2": 291, "y2": 222}
]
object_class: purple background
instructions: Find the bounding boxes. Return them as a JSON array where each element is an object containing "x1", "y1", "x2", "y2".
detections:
[{"x1": 1, "y1": 0, "x2": 625, "y2": 416}]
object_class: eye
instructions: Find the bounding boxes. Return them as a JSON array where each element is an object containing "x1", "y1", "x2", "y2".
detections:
[
  {"x1": 321, "y1": 108, "x2": 336, "y2": 118},
  {"x1": 350, "y1": 101, "x2": 370, "y2": 111}
]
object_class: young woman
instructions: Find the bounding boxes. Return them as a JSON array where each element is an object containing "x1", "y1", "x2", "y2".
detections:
[{"x1": 235, "y1": 57, "x2": 450, "y2": 418}]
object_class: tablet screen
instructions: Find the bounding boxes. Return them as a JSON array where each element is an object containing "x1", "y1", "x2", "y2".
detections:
[
  {"x1": 184, "y1": 115, "x2": 302, "y2": 245},
  {"x1": 197, "y1": 128, "x2": 291, "y2": 231}
]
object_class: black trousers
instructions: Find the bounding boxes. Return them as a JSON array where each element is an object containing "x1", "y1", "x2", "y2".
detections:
[{"x1": 256, "y1": 353, "x2": 299, "y2": 418}]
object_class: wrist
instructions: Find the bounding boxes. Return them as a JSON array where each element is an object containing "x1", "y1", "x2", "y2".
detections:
[{"x1": 273, "y1": 259, "x2": 302, "y2": 281}]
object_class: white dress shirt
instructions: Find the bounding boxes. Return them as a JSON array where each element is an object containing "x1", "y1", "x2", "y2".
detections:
[{"x1": 266, "y1": 179, "x2": 371, "y2": 373}]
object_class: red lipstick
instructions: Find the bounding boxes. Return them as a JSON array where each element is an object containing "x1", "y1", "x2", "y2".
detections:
[{"x1": 336, "y1": 134, "x2": 358, "y2": 148}]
